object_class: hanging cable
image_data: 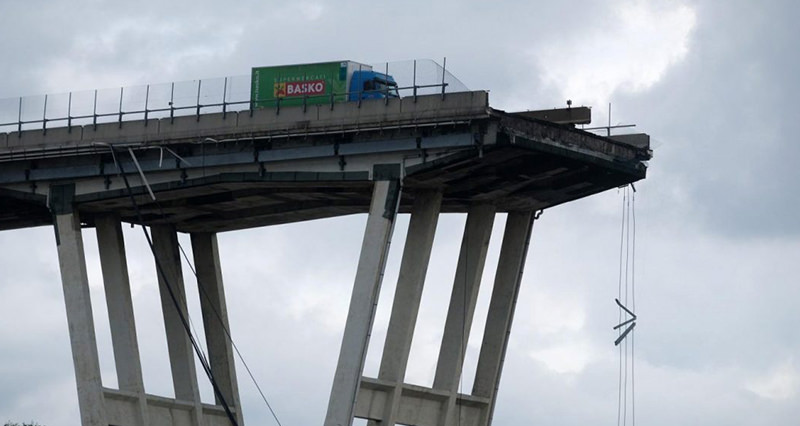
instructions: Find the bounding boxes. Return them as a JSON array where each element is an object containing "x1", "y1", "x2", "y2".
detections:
[
  {"x1": 614, "y1": 185, "x2": 637, "y2": 426},
  {"x1": 138, "y1": 144, "x2": 284, "y2": 426},
  {"x1": 137, "y1": 142, "x2": 284, "y2": 426},
  {"x1": 616, "y1": 187, "x2": 626, "y2": 426},
  {"x1": 123, "y1": 143, "x2": 284, "y2": 426},
  {"x1": 176, "y1": 243, "x2": 284, "y2": 426},
  {"x1": 458, "y1": 211, "x2": 469, "y2": 426},
  {"x1": 98, "y1": 142, "x2": 285, "y2": 425},
  {"x1": 99, "y1": 143, "x2": 240, "y2": 425},
  {"x1": 631, "y1": 189, "x2": 637, "y2": 426}
]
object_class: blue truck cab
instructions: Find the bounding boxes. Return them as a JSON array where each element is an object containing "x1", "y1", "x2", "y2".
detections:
[{"x1": 348, "y1": 70, "x2": 399, "y2": 101}]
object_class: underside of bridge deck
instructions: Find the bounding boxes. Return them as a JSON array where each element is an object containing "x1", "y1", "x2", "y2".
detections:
[{"x1": 0, "y1": 94, "x2": 649, "y2": 233}]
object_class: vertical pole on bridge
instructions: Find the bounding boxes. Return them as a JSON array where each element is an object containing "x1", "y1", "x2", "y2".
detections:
[
  {"x1": 50, "y1": 184, "x2": 108, "y2": 426},
  {"x1": 325, "y1": 170, "x2": 401, "y2": 426}
]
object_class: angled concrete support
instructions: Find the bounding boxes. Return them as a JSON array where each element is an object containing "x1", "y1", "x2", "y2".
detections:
[
  {"x1": 325, "y1": 178, "x2": 401, "y2": 426},
  {"x1": 151, "y1": 225, "x2": 202, "y2": 425},
  {"x1": 433, "y1": 204, "x2": 496, "y2": 392},
  {"x1": 434, "y1": 204, "x2": 496, "y2": 426},
  {"x1": 191, "y1": 232, "x2": 243, "y2": 425},
  {"x1": 354, "y1": 210, "x2": 537, "y2": 426},
  {"x1": 379, "y1": 189, "x2": 443, "y2": 381},
  {"x1": 473, "y1": 211, "x2": 536, "y2": 425},
  {"x1": 372, "y1": 189, "x2": 443, "y2": 426},
  {"x1": 51, "y1": 186, "x2": 107, "y2": 426},
  {"x1": 96, "y1": 214, "x2": 149, "y2": 424}
]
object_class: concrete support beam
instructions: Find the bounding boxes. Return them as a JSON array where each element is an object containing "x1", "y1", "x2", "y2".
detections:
[
  {"x1": 433, "y1": 204, "x2": 495, "y2": 426},
  {"x1": 190, "y1": 232, "x2": 243, "y2": 425},
  {"x1": 325, "y1": 179, "x2": 401, "y2": 426},
  {"x1": 472, "y1": 211, "x2": 536, "y2": 425},
  {"x1": 433, "y1": 204, "x2": 496, "y2": 392},
  {"x1": 103, "y1": 389, "x2": 237, "y2": 426},
  {"x1": 356, "y1": 378, "x2": 487, "y2": 426},
  {"x1": 151, "y1": 225, "x2": 202, "y2": 425},
  {"x1": 379, "y1": 189, "x2": 443, "y2": 381},
  {"x1": 96, "y1": 214, "x2": 149, "y2": 424},
  {"x1": 54, "y1": 211, "x2": 107, "y2": 426},
  {"x1": 372, "y1": 189, "x2": 443, "y2": 425}
]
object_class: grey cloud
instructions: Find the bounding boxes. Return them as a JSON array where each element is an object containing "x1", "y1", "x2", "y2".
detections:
[
  {"x1": 613, "y1": 0, "x2": 800, "y2": 238},
  {"x1": 2, "y1": 1, "x2": 800, "y2": 426}
]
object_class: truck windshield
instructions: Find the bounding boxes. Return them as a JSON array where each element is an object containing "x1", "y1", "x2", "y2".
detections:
[{"x1": 373, "y1": 80, "x2": 399, "y2": 97}]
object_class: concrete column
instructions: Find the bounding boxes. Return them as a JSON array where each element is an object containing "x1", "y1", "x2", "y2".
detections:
[
  {"x1": 54, "y1": 211, "x2": 107, "y2": 426},
  {"x1": 472, "y1": 211, "x2": 535, "y2": 425},
  {"x1": 191, "y1": 232, "x2": 243, "y2": 425},
  {"x1": 325, "y1": 180, "x2": 401, "y2": 426},
  {"x1": 371, "y1": 189, "x2": 442, "y2": 426},
  {"x1": 151, "y1": 225, "x2": 202, "y2": 424},
  {"x1": 96, "y1": 214, "x2": 149, "y2": 424},
  {"x1": 433, "y1": 204, "x2": 496, "y2": 392}
]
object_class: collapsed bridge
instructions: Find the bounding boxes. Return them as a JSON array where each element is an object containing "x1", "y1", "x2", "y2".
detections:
[{"x1": 0, "y1": 88, "x2": 650, "y2": 426}]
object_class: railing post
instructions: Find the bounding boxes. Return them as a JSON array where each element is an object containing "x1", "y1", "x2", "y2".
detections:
[
  {"x1": 144, "y1": 85, "x2": 150, "y2": 126},
  {"x1": 357, "y1": 64, "x2": 363, "y2": 108},
  {"x1": 413, "y1": 60, "x2": 418, "y2": 103},
  {"x1": 42, "y1": 94, "x2": 48, "y2": 133},
  {"x1": 196, "y1": 80, "x2": 202, "y2": 121},
  {"x1": 17, "y1": 97, "x2": 22, "y2": 135},
  {"x1": 222, "y1": 77, "x2": 228, "y2": 119},
  {"x1": 93, "y1": 90, "x2": 98, "y2": 130},
  {"x1": 384, "y1": 62, "x2": 390, "y2": 105},
  {"x1": 441, "y1": 57, "x2": 447, "y2": 100},
  {"x1": 170, "y1": 82, "x2": 175, "y2": 123},
  {"x1": 118, "y1": 87, "x2": 124, "y2": 128},
  {"x1": 67, "y1": 92, "x2": 73, "y2": 133}
]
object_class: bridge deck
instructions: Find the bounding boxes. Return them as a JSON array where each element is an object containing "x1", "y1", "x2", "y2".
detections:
[{"x1": 0, "y1": 91, "x2": 650, "y2": 232}]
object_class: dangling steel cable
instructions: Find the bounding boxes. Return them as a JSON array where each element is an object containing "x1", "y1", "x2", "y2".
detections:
[
  {"x1": 104, "y1": 143, "x2": 285, "y2": 426},
  {"x1": 631, "y1": 189, "x2": 637, "y2": 426},
  {"x1": 176, "y1": 243, "x2": 284, "y2": 426},
  {"x1": 616, "y1": 188, "x2": 627, "y2": 426},
  {"x1": 100, "y1": 144, "x2": 240, "y2": 425},
  {"x1": 615, "y1": 185, "x2": 637, "y2": 426}
]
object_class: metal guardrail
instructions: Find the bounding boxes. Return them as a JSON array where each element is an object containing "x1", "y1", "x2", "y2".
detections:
[{"x1": 0, "y1": 59, "x2": 468, "y2": 135}]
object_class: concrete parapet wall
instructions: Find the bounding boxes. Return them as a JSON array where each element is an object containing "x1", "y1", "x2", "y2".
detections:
[
  {"x1": 0, "y1": 91, "x2": 489, "y2": 154},
  {"x1": 82, "y1": 119, "x2": 162, "y2": 145}
]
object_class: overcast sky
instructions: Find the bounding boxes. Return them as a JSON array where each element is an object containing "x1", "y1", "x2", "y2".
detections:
[{"x1": 1, "y1": 1, "x2": 799, "y2": 425}]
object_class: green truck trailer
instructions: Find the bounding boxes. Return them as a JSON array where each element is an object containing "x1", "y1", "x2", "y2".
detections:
[{"x1": 250, "y1": 60, "x2": 398, "y2": 109}]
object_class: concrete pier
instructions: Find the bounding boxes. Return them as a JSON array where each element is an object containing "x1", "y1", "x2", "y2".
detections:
[
  {"x1": 371, "y1": 189, "x2": 443, "y2": 426},
  {"x1": 326, "y1": 178, "x2": 401, "y2": 426},
  {"x1": 473, "y1": 211, "x2": 536, "y2": 425},
  {"x1": 151, "y1": 226, "x2": 204, "y2": 425},
  {"x1": 96, "y1": 214, "x2": 149, "y2": 424},
  {"x1": 191, "y1": 232, "x2": 243, "y2": 425},
  {"x1": 54, "y1": 207, "x2": 107, "y2": 426},
  {"x1": 434, "y1": 204, "x2": 496, "y2": 393},
  {"x1": 354, "y1": 209, "x2": 536, "y2": 426}
]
